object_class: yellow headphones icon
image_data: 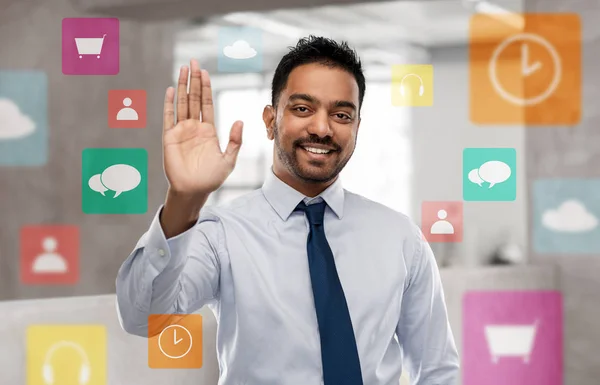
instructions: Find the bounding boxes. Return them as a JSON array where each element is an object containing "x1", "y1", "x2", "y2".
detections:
[
  {"x1": 399, "y1": 73, "x2": 424, "y2": 97},
  {"x1": 42, "y1": 341, "x2": 91, "y2": 384}
]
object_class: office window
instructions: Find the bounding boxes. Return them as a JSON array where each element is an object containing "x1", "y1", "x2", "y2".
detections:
[
  {"x1": 211, "y1": 88, "x2": 272, "y2": 204},
  {"x1": 211, "y1": 83, "x2": 412, "y2": 217},
  {"x1": 341, "y1": 82, "x2": 412, "y2": 216}
]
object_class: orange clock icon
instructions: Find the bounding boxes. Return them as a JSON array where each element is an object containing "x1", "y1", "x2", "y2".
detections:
[
  {"x1": 158, "y1": 324, "x2": 193, "y2": 359},
  {"x1": 148, "y1": 314, "x2": 203, "y2": 369},
  {"x1": 469, "y1": 13, "x2": 581, "y2": 125}
]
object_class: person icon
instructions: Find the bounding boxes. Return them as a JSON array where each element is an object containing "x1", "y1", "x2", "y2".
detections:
[
  {"x1": 116, "y1": 97, "x2": 139, "y2": 121},
  {"x1": 430, "y1": 209, "x2": 455, "y2": 235},
  {"x1": 32, "y1": 236, "x2": 68, "y2": 274}
]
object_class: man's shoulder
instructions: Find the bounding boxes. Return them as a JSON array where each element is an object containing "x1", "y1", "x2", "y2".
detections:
[
  {"x1": 343, "y1": 189, "x2": 417, "y2": 233},
  {"x1": 199, "y1": 188, "x2": 266, "y2": 219}
]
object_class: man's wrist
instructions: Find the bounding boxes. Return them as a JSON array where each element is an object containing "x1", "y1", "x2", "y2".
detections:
[
  {"x1": 165, "y1": 188, "x2": 208, "y2": 213},
  {"x1": 161, "y1": 189, "x2": 209, "y2": 238}
]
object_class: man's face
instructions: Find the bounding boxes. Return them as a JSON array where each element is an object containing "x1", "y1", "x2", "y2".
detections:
[{"x1": 265, "y1": 63, "x2": 361, "y2": 184}]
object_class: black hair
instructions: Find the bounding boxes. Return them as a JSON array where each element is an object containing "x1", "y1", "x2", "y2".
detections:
[{"x1": 270, "y1": 35, "x2": 366, "y2": 113}]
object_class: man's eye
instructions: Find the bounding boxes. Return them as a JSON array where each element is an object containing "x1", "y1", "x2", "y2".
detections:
[
  {"x1": 294, "y1": 107, "x2": 309, "y2": 112},
  {"x1": 336, "y1": 113, "x2": 351, "y2": 120}
]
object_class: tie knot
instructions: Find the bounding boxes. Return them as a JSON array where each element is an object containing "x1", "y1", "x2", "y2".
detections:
[{"x1": 295, "y1": 200, "x2": 326, "y2": 225}]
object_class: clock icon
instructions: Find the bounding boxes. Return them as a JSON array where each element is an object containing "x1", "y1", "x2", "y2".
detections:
[
  {"x1": 489, "y1": 33, "x2": 561, "y2": 106},
  {"x1": 157, "y1": 324, "x2": 193, "y2": 359}
]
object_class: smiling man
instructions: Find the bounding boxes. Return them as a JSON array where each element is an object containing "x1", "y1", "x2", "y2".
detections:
[
  {"x1": 265, "y1": 66, "x2": 358, "y2": 194},
  {"x1": 116, "y1": 35, "x2": 459, "y2": 385}
]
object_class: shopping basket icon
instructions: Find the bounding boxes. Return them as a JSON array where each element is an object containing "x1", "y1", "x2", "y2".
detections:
[
  {"x1": 74, "y1": 34, "x2": 107, "y2": 59},
  {"x1": 484, "y1": 319, "x2": 539, "y2": 364}
]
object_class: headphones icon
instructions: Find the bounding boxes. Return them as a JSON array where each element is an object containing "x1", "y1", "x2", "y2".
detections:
[
  {"x1": 42, "y1": 341, "x2": 91, "y2": 384},
  {"x1": 400, "y1": 73, "x2": 424, "y2": 97}
]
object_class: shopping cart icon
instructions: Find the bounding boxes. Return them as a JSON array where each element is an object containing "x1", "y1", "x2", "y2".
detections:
[
  {"x1": 484, "y1": 320, "x2": 539, "y2": 364},
  {"x1": 74, "y1": 34, "x2": 107, "y2": 59}
]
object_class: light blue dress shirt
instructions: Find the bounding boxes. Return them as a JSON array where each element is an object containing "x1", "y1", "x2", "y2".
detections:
[{"x1": 116, "y1": 170, "x2": 459, "y2": 385}]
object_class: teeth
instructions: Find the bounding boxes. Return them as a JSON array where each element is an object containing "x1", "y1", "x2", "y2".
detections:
[{"x1": 304, "y1": 147, "x2": 331, "y2": 154}]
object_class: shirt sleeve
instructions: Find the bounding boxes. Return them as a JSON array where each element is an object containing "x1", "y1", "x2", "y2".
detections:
[
  {"x1": 115, "y1": 205, "x2": 223, "y2": 338},
  {"x1": 396, "y1": 226, "x2": 460, "y2": 385}
]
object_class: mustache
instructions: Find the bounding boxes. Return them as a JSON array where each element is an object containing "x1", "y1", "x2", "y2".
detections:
[{"x1": 293, "y1": 136, "x2": 340, "y2": 151}]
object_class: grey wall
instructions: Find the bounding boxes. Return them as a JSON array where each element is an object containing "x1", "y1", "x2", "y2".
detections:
[
  {"x1": 76, "y1": 0, "x2": 391, "y2": 21},
  {"x1": 418, "y1": 0, "x2": 600, "y2": 381},
  {"x1": 0, "y1": 0, "x2": 178, "y2": 300},
  {"x1": 412, "y1": 46, "x2": 527, "y2": 266},
  {"x1": 442, "y1": 265, "x2": 559, "y2": 385},
  {"x1": 0, "y1": 295, "x2": 220, "y2": 385},
  {"x1": 525, "y1": 0, "x2": 600, "y2": 383}
]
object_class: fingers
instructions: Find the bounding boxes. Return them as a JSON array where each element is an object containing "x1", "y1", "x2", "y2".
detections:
[
  {"x1": 163, "y1": 86, "x2": 175, "y2": 132},
  {"x1": 176, "y1": 65, "x2": 189, "y2": 123},
  {"x1": 188, "y1": 60, "x2": 202, "y2": 120},
  {"x1": 224, "y1": 121, "x2": 243, "y2": 166},
  {"x1": 200, "y1": 69, "x2": 215, "y2": 126}
]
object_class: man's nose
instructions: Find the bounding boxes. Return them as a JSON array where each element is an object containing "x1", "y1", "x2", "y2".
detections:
[{"x1": 306, "y1": 111, "x2": 333, "y2": 137}]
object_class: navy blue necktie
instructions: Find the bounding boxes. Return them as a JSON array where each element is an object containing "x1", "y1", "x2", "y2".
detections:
[{"x1": 295, "y1": 200, "x2": 363, "y2": 385}]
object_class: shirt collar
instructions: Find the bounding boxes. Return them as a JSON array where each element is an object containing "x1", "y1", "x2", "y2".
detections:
[{"x1": 261, "y1": 168, "x2": 345, "y2": 221}]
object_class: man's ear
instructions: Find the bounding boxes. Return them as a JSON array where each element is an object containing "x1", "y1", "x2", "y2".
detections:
[{"x1": 263, "y1": 105, "x2": 275, "y2": 140}]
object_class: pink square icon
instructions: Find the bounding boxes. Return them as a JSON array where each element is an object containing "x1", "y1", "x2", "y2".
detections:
[
  {"x1": 421, "y1": 201, "x2": 463, "y2": 242},
  {"x1": 463, "y1": 291, "x2": 563, "y2": 385},
  {"x1": 20, "y1": 224, "x2": 80, "y2": 285},
  {"x1": 62, "y1": 18, "x2": 119, "y2": 75}
]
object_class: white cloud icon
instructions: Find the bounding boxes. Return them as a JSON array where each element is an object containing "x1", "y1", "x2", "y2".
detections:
[
  {"x1": 0, "y1": 98, "x2": 36, "y2": 139},
  {"x1": 223, "y1": 40, "x2": 257, "y2": 60},
  {"x1": 542, "y1": 199, "x2": 598, "y2": 233}
]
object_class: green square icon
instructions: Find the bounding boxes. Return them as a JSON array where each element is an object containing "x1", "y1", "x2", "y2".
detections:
[
  {"x1": 463, "y1": 148, "x2": 516, "y2": 201},
  {"x1": 82, "y1": 148, "x2": 148, "y2": 214}
]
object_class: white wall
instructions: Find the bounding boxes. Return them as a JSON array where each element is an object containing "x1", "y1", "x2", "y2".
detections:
[{"x1": 411, "y1": 45, "x2": 527, "y2": 266}]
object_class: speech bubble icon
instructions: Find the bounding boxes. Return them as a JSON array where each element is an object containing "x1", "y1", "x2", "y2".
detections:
[
  {"x1": 468, "y1": 169, "x2": 484, "y2": 186},
  {"x1": 100, "y1": 164, "x2": 141, "y2": 198},
  {"x1": 478, "y1": 160, "x2": 511, "y2": 188},
  {"x1": 88, "y1": 174, "x2": 108, "y2": 196}
]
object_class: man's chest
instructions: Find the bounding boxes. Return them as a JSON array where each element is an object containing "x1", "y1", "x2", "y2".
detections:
[{"x1": 217, "y1": 217, "x2": 409, "y2": 330}]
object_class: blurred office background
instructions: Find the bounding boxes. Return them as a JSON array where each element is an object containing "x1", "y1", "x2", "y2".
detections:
[{"x1": 1, "y1": 0, "x2": 599, "y2": 384}]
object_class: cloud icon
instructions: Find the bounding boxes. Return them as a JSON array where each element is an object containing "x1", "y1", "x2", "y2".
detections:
[
  {"x1": 223, "y1": 40, "x2": 257, "y2": 60},
  {"x1": 0, "y1": 98, "x2": 36, "y2": 139},
  {"x1": 542, "y1": 199, "x2": 598, "y2": 233}
]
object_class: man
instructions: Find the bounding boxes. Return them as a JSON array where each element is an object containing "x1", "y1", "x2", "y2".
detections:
[{"x1": 116, "y1": 36, "x2": 459, "y2": 385}]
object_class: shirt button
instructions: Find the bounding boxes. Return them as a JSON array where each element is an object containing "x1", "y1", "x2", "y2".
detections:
[{"x1": 158, "y1": 249, "x2": 165, "y2": 256}]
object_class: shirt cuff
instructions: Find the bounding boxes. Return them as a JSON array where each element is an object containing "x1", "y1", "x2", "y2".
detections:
[{"x1": 143, "y1": 205, "x2": 197, "y2": 274}]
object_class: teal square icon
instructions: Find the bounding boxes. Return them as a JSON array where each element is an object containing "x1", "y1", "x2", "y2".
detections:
[
  {"x1": 463, "y1": 148, "x2": 516, "y2": 201},
  {"x1": 217, "y1": 27, "x2": 263, "y2": 73},
  {"x1": 0, "y1": 71, "x2": 48, "y2": 166},
  {"x1": 533, "y1": 179, "x2": 600, "y2": 254},
  {"x1": 82, "y1": 148, "x2": 148, "y2": 214}
]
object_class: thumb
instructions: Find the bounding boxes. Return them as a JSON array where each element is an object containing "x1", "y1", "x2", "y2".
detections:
[{"x1": 224, "y1": 120, "x2": 243, "y2": 167}]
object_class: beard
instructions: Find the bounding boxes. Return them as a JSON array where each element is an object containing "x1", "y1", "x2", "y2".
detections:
[{"x1": 273, "y1": 123, "x2": 355, "y2": 184}]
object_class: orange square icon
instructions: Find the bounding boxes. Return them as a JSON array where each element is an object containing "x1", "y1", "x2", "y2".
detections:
[
  {"x1": 421, "y1": 201, "x2": 463, "y2": 243},
  {"x1": 148, "y1": 314, "x2": 202, "y2": 369},
  {"x1": 20, "y1": 225, "x2": 80, "y2": 285},
  {"x1": 108, "y1": 89, "x2": 147, "y2": 128},
  {"x1": 470, "y1": 13, "x2": 581, "y2": 125}
]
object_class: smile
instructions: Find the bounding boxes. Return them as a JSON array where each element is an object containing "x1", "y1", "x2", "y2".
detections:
[
  {"x1": 298, "y1": 146, "x2": 336, "y2": 162},
  {"x1": 300, "y1": 146, "x2": 334, "y2": 154}
]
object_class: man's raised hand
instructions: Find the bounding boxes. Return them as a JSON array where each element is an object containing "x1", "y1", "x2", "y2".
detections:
[{"x1": 162, "y1": 59, "x2": 243, "y2": 196}]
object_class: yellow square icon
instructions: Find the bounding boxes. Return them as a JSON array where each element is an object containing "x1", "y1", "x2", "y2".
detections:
[
  {"x1": 27, "y1": 325, "x2": 106, "y2": 385},
  {"x1": 391, "y1": 64, "x2": 433, "y2": 106}
]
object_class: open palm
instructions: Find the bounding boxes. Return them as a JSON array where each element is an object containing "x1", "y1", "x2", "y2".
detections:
[{"x1": 163, "y1": 60, "x2": 243, "y2": 195}]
